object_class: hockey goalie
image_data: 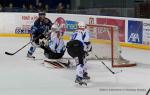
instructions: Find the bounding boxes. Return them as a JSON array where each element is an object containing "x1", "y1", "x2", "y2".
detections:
[
  {"x1": 39, "y1": 23, "x2": 70, "y2": 68},
  {"x1": 40, "y1": 24, "x2": 65, "y2": 59}
]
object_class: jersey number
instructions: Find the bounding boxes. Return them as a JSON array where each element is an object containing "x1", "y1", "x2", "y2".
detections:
[{"x1": 72, "y1": 33, "x2": 77, "y2": 40}]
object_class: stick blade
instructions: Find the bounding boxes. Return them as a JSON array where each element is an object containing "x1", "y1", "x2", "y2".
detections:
[{"x1": 5, "y1": 52, "x2": 14, "y2": 55}]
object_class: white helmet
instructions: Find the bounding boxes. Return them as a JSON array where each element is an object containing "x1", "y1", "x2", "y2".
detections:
[
  {"x1": 51, "y1": 24, "x2": 60, "y2": 32},
  {"x1": 78, "y1": 21, "x2": 86, "y2": 29}
]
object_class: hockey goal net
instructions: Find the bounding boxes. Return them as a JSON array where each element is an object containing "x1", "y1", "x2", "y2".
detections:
[{"x1": 86, "y1": 24, "x2": 136, "y2": 67}]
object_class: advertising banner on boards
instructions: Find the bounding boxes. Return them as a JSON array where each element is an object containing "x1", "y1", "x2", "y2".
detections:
[
  {"x1": 128, "y1": 20, "x2": 143, "y2": 44},
  {"x1": 142, "y1": 21, "x2": 150, "y2": 45},
  {"x1": 96, "y1": 18, "x2": 125, "y2": 42}
]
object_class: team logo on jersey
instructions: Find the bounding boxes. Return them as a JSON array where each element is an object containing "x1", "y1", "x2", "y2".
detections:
[{"x1": 128, "y1": 20, "x2": 143, "y2": 44}]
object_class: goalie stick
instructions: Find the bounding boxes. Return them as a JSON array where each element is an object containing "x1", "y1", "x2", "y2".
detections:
[
  {"x1": 44, "y1": 60, "x2": 65, "y2": 68},
  {"x1": 94, "y1": 54, "x2": 122, "y2": 74},
  {"x1": 44, "y1": 59, "x2": 70, "y2": 69}
]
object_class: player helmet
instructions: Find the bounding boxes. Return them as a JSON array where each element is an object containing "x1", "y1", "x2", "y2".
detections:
[
  {"x1": 51, "y1": 24, "x2": 60, "y2": 32},
  {"x1": 38, "y1": 11, "x2": 46, "y2": 16},
  {"x1": 78, "y1": 21, "x2": 86, "y2": 29}
]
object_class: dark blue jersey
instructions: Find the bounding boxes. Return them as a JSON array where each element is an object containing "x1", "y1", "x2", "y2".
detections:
[{"x1": 31, "y1": 17, "x2": 52, "y2": 35}]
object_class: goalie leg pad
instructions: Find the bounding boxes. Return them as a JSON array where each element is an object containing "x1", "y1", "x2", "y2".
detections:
[{"x1": 44, "y1": 59, "x2": 70, "y2": 68}]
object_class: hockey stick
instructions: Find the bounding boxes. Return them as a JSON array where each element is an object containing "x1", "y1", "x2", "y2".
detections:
[
  {"x1": 94, "y1": 54, "x2": 122, "y2": 74},
  {"x1": 5, "y1": 25, "x2": 51, "y2": 56},
  {"x1": 146, "y1": 88, "x2": 150, "y2": 95},
  {"x1": 5, "y1": 42, "x2": 31, "y2": 55},
  {"x1": 5, "y1": 33, "x2": 45, "y2": 56}
]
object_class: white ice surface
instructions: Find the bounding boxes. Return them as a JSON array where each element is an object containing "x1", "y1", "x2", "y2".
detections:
[{"x1": 0, "y1": 37, "x2": 150, "y2": 95}]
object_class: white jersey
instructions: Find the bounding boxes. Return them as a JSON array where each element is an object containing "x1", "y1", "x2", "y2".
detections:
[
  {"x1": 49, "y1": 35, "x2": 65, "y2": 53},
  {"x1": 82, "y1": 29, "x2": 90, "y2": 42},
  {"x1": 71, "y1": 29, "x2": 90, "y2": 79},
  {"x1": 50, "y1": 31, "x2": 57, "y2": 39},
  {"x1": 71, "y1": 29, "x2": 90, "y2": 43},
  {"x1": 71, "y1": 30, "x2": 84, "y2": 42}
]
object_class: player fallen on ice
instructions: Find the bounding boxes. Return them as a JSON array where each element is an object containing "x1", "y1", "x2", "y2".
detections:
[
  {"x1": 27, "y1": 11, "x2": 52, "y2": 58},
  {"x1": 66, "y1": 21, "x2": 92, "y2": 85},
  {"x1": 40, "y1": 24, "x2": 66, "y2": 59},
  {"x1": 39, "y1": 24, "x2": 70, "y2": 68}
]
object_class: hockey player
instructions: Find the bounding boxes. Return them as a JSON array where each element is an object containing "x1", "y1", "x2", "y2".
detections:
[
  {"x1": 66, "y1": 21, "x2": 92, "y2": 85},
  {"x1": 27, "y1": 11, "x2": 52, "y2": 58},
  {"x1": 40, "y1": 24, "x2": 66, "y2": 59},
  {"x1": 39, "y1": 24, "x2": 70, "y2": 68}
]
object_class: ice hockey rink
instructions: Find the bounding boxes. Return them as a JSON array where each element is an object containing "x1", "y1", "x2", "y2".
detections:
[{"x1": 0, "y1": 37, "x2": 150, "y2": 95}]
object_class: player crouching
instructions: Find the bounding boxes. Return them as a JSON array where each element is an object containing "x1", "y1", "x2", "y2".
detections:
[
  {"x1": 39, "y1": 24, "x2": 69, "y2": 68},
  {"x1": 66, "y1": 21, "x2": 92, "y2": 86}
]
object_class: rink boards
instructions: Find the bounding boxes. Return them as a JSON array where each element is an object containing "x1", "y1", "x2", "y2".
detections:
[
  {"x1": 0, "y1": 12, "x2": 150, "y2": 50},
  {"x1": 0, "y1": 33, "x2": 149, "y2": 50}
]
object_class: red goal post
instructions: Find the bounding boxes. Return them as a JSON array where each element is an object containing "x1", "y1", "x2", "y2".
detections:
[{"x1": 86, "y1": 24, "x2": 136, "y2": 67}]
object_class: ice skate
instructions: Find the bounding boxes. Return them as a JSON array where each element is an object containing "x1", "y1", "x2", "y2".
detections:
[
  {"x1": 75, "y1": 76, "x2": 87, "y2": 86},
  {"x1": 27, "y1": 53, "x2": 35, "y2": 59},
  {"x1": 83, "y1": 72, "x2": 90, "y2": 80}
]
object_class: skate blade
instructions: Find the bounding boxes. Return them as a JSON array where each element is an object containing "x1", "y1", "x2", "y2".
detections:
[{"x1": 75, "y1": 81, "x2": 87, "y2": 86}]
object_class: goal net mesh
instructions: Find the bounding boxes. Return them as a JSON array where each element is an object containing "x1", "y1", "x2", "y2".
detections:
[{"x1": 86, "y1": 24, "x2": 136, "y2": 67}]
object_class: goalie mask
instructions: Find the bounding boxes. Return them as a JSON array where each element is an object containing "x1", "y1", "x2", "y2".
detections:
[
  {"x1": 51, "y1": 24, "x2": 60, "y2": 32},
  {"x1": 78, "y1": 21, "x2": 86, "y2": 30},
  {"x1": 51, "y1": 24, "x2": 63, "y2": 39}
]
